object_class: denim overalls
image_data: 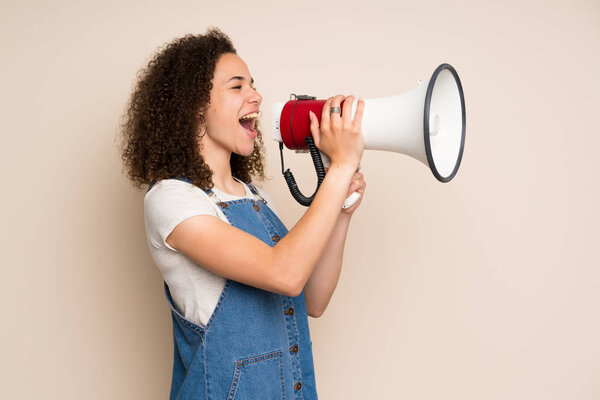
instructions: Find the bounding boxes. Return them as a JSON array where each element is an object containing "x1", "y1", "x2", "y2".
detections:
[{"x1": 159, "y1": 179, "x2": 318, "y2": 400}]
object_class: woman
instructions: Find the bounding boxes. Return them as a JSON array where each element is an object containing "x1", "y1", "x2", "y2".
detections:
[{"x1": 121, "y1": 28, "x2": 366, "y2": 399}]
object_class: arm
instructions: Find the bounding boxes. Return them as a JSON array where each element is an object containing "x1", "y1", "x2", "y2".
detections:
[
  {"x1": 167, "y1": 164, "x2": 356, "y2": 297},
  {"x1": 167, "y1": 96, "x2": 365, "y2": 298},
  {"x1": 304, "y1": 212, "x2": 351, "y2": 317},
  {"x1": 304, "y1": 171, "x2": 366, "y2": 317}
]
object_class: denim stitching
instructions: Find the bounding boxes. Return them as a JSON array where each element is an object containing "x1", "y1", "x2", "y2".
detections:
[
  {"x1": 226, "y1": 362, "x2": 241, "y2": 400},
  {"x1": 203, "y1": 343, "x2": 210, "y2": 400},
  {"x1": 280, "y1": 348, "x2": 286, "y2": 400},
  {"x1": 204, "y1": 280, "x2": 232, "y2": 332},
  {"x1": 219, "y1": 198, "x2": 254, "y2": 206},
  {"x1": 258, "y1": 202, "x2": 287, "y2": 238},
  {"x1": 164, "y1": 283, "x2": 205, "y2": 337},
  {"x1": 283, "y1": 293, "x2": 305, "y2": 400},
  {"x1": 220, "y1": 199, "x2": 278, "y2": 248},
  {"x1": 292, "y1": 297, "x2": 305, "y2": 399},
  {"x1": 173, "y1": 343, "x2": 205, "y2": 400},
  {"x1": 255, "y1": 205, "x2": 278, "y2": 234},
  {"x1": 226, "y1": 350, "x2": 284, "y2": 400},
  {"x1": 236, "y1": 349, "x2": 282, "y2": 365},
  {"x1": 169, "y1": 182, "x2": 315, "y2": 398}
]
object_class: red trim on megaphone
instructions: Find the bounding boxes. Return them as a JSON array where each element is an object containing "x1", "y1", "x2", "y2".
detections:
[
  {"x1": 280, "y1": 99, "x2": 324, "y2": 149},
  {"x1": 280, "y1": 99, "x2": 347, "y2": 150}
]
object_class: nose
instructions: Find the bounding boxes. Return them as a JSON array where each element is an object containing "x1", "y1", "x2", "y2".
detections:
[{"x1": 248, "y1": 87, "x2": 262, "y2": 105}]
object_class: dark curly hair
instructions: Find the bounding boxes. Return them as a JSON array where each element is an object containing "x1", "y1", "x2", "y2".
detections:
[{"x1": 120, "y1": 28, "x2": 266, "y2": 190}]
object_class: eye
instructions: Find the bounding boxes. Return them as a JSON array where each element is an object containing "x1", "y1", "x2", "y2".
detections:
[{"x1": 232, "y1": 86, "x2": 242, "y2": 89}]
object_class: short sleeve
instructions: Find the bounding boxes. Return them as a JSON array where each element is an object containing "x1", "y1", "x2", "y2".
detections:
[{"x1": 144, "y1": 179, "x2": 218, "y2": 252}]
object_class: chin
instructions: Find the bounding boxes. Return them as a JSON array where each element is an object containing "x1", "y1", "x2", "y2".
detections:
[{"x1": 235, "y1": 145, "x2": 255, "y2": 158}]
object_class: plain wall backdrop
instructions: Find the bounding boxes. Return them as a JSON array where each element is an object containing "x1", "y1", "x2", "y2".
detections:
[{"x1": 1, "y1": 0, "x2": 598, "y2": 398}]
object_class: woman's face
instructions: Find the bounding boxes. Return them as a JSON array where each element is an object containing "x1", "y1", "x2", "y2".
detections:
[{"x1": 202, "y1": 53, "x2": 263, "y2": 157}]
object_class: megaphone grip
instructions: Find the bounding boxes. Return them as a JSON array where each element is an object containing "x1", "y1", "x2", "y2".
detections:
[{"x1": 342, "y1": 192, "x2": 361, "y2": 209}]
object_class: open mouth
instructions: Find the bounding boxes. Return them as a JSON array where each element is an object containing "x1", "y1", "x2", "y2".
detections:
[{"x1": 239, "y1": 112, "x2": 260, "y2": 137}]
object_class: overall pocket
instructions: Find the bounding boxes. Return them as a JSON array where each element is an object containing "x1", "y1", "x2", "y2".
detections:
[{"x1": 227, "y1": 350, "x2": 285, "y2": 400}]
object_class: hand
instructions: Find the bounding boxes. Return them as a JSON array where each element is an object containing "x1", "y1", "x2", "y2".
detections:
[
  {"x1": 309, "y1": 95, "x2": 365, "y2": 171},
  {"x1": 324, "y1": 167, "x2": 366, "y2": 215},
  {"x1": 341, "y1": 170, "x2": 366, "y2": 215}
]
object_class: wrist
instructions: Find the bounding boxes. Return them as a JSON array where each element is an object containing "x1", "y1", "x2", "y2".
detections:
[
  {"x1": 339, "y1": 210, "x2": 353, "y2": 220},
  {"x1": 328, "y1": 162, "x2": 358, "y2": 175}
]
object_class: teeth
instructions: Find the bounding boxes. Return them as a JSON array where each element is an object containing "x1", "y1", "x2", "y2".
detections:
[{"x1": 239, "y1": 112, "x2": 260, "y2": 121}]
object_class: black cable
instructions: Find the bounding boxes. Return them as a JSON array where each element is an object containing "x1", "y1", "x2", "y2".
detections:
[{"x1": 282, "y1": 136, "x2": 326, "y2": 207}]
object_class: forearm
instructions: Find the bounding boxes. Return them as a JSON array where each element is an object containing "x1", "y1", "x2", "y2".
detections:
[
  {"x1": 272, "y1": 163, "x2": 355, "y2": 295},
  {"x1": 303, "y1": 212, "x2": 351, "y2": 317}
]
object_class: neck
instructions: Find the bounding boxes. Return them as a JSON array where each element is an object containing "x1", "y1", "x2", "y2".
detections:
[{"x1": 200, "y1": 141, "x2": 238, "y2": 193}]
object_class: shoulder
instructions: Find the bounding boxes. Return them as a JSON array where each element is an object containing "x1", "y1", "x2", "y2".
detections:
[
  {"x1": 145, "y1": 179, "x2": 210, "y2": 208},
  {"x1": 144, "y1": 179, "x2": 220, "y2": 246}
]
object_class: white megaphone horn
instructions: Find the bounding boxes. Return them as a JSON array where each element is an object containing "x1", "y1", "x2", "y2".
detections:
[{"x1": 272, "y1": 63, "x2": 466, "y2": 208}]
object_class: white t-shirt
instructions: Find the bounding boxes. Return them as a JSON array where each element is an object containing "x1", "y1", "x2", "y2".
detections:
[{"x1": 144, "y1": 178, "x2": 279, "y2": 327}]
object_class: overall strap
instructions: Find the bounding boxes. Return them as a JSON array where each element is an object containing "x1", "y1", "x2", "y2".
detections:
[
  {"x1": 205, "y1": 188, "x2": 223, "y2": 205},
  {"x1": 147, "y1": 177, "x2": 265, "y2": 206},
  {"x1": 247, "y1": 183, "x2": 268, "y2": 204}
]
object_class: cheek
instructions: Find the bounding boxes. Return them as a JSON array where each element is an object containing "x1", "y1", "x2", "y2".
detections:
[{"x1": 205, "y1": 108, "x2": 227, "y2": 130}]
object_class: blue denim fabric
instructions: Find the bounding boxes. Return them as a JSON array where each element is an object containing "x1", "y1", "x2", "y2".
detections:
[{"x1": 162, "y1": 181, "x2": 318, "y2": 400}]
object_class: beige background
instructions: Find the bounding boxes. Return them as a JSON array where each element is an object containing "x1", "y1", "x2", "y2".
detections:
[{"x1": 1, "y1": 0, "x2": 599, "y2": 398}]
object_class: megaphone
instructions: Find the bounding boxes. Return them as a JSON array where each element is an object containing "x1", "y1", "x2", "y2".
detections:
[{"x1": 272, "y1": 63, "x2": 466, "y2": 207}]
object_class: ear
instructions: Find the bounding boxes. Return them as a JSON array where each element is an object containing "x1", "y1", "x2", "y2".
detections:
[
  {"x1": 197, "y1": 115, "x2": 207, "y2": 138},
  {"x1": 197, "y1": 109, "x2": 206, "y2": 125}
]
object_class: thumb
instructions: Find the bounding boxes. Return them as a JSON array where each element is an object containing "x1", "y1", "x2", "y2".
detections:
[{"x1": 309, "y1": 111, "x2": 320, "y2": 147}]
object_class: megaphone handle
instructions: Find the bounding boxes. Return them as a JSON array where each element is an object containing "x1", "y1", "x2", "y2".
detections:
[
  {"x1": 342, "y1": 192, "x2": 361, "y2": 209},
  {"x1": 319, "y1": 151, "x2": 362, "y2": 209}
]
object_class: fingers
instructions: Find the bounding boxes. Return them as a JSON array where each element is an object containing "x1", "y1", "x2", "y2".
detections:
[
  {"x1": 347, "y1": 172, "x2": 366, "y2": 195},
  {"x1": 329, "y1": 94, "x2": 344, "y2": 132},
  {"x1": 309, "y1": 110, "x2": 320, "y2": 146},
  {"x1": 342, "y1": 95, "x2": 355, "y2": 128},
  {"x1": 317, "y1": 94, "x2": 364, "y2": 169},
  {"x1": 320, "y1": 96, "x2": 333, "y2": 132},
  {"x1": 352, "y1": 98, "x2": 365, "y2": 133}
]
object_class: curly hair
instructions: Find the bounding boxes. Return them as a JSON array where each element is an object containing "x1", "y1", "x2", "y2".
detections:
[{"x1": 120, "y1": 28, "x2": 266, "y2": 190}]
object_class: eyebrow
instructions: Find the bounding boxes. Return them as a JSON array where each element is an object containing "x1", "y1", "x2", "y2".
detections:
[{"x1": 227, "y1": 76, "x2": 255, "y2": 85}]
